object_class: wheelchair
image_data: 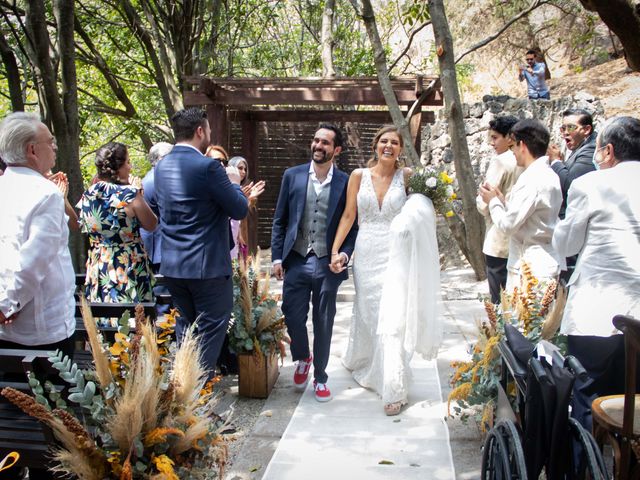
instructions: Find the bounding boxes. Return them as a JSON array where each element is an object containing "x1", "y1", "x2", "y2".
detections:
[{"x1": 481, "y1": 324, "x2": 608, "y2": 479}]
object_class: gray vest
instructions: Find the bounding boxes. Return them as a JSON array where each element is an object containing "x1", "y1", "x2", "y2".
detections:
[{"x1": 292, "y1": 176, "x2": 331, "y2": 258}]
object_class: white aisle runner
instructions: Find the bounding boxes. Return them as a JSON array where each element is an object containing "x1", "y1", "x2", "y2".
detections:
[{"x1": 262, "y1": 302, "x2": 456, "y2": 480}]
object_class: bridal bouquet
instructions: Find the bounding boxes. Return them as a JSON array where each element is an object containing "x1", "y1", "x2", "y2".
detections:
[{"x1": 407, "y1": 165, "x2": 456, "y2": 217}]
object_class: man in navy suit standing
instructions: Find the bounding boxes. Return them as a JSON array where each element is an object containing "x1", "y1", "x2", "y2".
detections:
[
  {"x1": 271, "y1": 124, "x2": 358, "y2": 402},
  {"x1": 155, "y1": 108, "x2": 248, "y2": 379}
]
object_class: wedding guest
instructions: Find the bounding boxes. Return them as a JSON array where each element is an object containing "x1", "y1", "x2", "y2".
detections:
[
  {"x1": 205, "y1": 144, "x2": 229, "y2": 166},
  {"x1": 479, "y1": 119, "x2": 562, "y2": 291},
  {"x1": 0, "y1": 112, "x2": 75, "y2": 358},
  {"x1": 553, "y1": 116, "x2": 640, "y2": 432},
  {"x1": 476, "y1": 115, "x2": 522, "y2": 303},
  {"x1": 141, "y1": 142, "x2": 173, "y2": 271},
  {"x1": 77, "y1": 142, "x2": 157, "y2": 303},
  {"x1": 228, "y1": 155, "x2": 265, "y2": 259},
  {"x1": 155, "y1": 108, "x2": 248, "y2": 379}
]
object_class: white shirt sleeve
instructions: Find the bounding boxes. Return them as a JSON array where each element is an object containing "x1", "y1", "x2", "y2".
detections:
[
  {"x1": 552, "y1": 181, "x2": 590, "y2": 258},
  {"x1": 488, "y1": 182, "x2": 538, "y2": 236},
  {"x1": 0, "y1": 193, "x2": 65, "y2": 317}
]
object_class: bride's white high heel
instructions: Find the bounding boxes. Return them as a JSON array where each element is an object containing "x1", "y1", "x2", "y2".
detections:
[{"x1": 384, "y1": 401, "x2": 407, "y2": 416}]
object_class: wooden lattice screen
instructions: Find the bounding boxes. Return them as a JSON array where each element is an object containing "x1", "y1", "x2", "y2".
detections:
[{"x1": 228, "y1": 121, "x2": 383, "y2": 249}]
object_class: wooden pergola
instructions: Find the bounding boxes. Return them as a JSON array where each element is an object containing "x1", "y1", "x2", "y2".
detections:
[{"x1": 182, "y1": 75, "x2": 444, "y2": 251}]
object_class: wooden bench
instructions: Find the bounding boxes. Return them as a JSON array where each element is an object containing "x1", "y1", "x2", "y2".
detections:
[{"x1": 0, "y1": 348, "x2": 68, "y2": 475}]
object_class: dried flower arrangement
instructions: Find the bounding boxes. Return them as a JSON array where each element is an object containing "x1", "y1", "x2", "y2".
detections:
[
  {"x1": 448, "y1": 262, "x2": 567, "y2": 430},
  {"x1": 229, "y1": 253, "x2": 288, "y2": 364},
  {"x1": 1, "y1": 302, "x2": 227, "y2": 479}
]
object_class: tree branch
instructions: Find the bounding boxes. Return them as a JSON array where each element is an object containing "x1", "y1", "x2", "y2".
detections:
[
  {"x1": 388, "y1": 19, "x2": 432, "y2": 73},
  {"x1": 455, "y1": 0, "x2": 549, "y2": 64}
]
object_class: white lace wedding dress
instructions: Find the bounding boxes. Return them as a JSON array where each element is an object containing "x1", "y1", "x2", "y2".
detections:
[{"x1": 343, "y1": 168, "x2": 442, "y2": 405}]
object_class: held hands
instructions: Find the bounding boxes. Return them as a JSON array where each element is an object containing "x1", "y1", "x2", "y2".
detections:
[
  {"x1": 272, "y1": 263, "x2": 284, "y2": 281},
  {"x1": 329, "y1": 253, "x2": 347, "y2": 274}
]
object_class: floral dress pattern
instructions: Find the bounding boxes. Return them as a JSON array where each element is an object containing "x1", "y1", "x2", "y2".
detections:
[{"x1": 77, "y1": 182, "x2": 154, "y2": 303}]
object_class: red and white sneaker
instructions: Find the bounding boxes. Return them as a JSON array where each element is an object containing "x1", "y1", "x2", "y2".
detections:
[
  {"x1": 313, "y1": 380, "x2": 332, "y2": 402},
  {"x1": 293, "y1": 356, "x2": 312, "y2": 390}
]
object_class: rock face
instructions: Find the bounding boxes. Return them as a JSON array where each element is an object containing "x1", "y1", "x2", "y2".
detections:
[{"x1": 425, "y1": 94, "x2": 605, "y2": 268}]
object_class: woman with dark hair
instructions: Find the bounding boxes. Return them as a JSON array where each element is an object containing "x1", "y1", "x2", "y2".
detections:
[{"x1": 77, "y1": 142, "x2": 157, "y2": 302}]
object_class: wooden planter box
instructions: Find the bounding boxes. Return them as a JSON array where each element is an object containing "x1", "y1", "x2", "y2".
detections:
[{"x1": 238, "y1": 352, "x2": 279, "y2": 398}]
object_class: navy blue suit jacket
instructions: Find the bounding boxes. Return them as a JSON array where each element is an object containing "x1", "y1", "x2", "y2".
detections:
[
  {"x1": 155, "y1": 145, "x2": 248, "y2": 279},
  {"x1": 271, "y1": 163, "x2": 358, "y2": 281}
]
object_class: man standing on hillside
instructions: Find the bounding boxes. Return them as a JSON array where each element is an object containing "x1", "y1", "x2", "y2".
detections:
[{"x1": 518, "y1": 50, "x2": 550, "y2": 100}]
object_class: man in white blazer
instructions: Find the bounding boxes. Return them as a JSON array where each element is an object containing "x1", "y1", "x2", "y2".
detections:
[{"x1": 553, "y1": 116, "x2": 640, "y2": 431}]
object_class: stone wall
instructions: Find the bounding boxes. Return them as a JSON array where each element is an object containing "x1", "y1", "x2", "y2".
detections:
[{"x1": 424, "y1": 93, "x2": 605, "y2": 269}]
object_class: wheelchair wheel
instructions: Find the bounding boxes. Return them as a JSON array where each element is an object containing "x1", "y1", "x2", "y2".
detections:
[
  {"x1": 481, "y1": 419, "x2": 527, "y2": 480},
  {"x1": 568, "y1": 418, "x2": 608, "y2": 480}
]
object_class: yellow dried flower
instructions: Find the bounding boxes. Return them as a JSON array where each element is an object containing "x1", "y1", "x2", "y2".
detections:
[
  {"x1": 153, "y1": 454, "x2": 178, "y2": 480},
  {"x1": 144, "y1": 427, "x2": 185, "y2": 447},
  {"x1": 447, "y1": 383, "x2": 472, "y2": 415},
  {"x1": 445, "y1": 210, "x2": 454, "y2": 217}
]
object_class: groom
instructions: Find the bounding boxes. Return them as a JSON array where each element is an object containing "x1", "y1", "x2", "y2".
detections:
[{"x1": 271, "y1": 124, "x2": 358, "y2": 402}]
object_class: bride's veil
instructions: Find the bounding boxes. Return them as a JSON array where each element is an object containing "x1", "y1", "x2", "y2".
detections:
[{"x1": 377, "y1": 194, "x2": 443, "y2": 359}]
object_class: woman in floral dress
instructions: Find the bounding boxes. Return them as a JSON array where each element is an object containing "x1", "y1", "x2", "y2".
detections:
[{"x1": 77, "y1": 142, "x2": 157, "y2": 302}]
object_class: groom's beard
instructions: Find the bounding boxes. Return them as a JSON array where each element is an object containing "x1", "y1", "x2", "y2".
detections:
[{"x1": 311, "y1": 149, "x2": 333, "y2": 165}]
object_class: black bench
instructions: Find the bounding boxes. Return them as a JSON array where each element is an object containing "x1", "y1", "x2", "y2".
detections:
[{"x1": 0, "y1": 348, "x2": 68, "y2": 476}]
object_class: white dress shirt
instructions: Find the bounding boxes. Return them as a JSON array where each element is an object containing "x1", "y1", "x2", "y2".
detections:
[
  {"x1": 488, "y1": 156, "x2": 563, "y2": 289},
  {"x1": 272, "y1": 163, "x2": 338, "y2": 265},
  {"x1": 553, "y1": 161, "x2": 640, "y2": 336},
  {"x1": 476, "y1": 150, "x2": 522, "y2": 258},
  {"x1": 0, "y1": 167, "x2": 75, "y2": 345}
]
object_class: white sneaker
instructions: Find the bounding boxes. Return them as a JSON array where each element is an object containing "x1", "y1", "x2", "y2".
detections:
[{"x1": 313, "y1": 380, "x2": 332, "y2": 402}]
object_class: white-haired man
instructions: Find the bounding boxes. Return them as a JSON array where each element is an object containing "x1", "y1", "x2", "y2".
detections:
[{"x1": 0, "y1": 112, "x2": 75, "y2": 357}]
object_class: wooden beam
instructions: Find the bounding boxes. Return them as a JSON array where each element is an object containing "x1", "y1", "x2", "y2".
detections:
[
  {"x1": 241, "y1": 119, "x2": 259, "y2": 255},
  {"x1": 207, "y1": 104, "x2": 228, "y2": 147},
  {"x1": 227, "y1": 110, "x2": 436, "y2": 124}
]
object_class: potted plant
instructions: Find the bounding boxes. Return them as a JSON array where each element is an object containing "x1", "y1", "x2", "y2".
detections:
[
  {"x1": 229, "y1": 254, "x2": 288, "y2": 398},
  {"x1": 1, "y1": 304, "x2": 227, "y2": 479}
]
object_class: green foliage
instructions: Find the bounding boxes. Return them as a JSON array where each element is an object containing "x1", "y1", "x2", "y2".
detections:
[{"x1": 229, "y1": 259, "x2": 287, "y2": 359}]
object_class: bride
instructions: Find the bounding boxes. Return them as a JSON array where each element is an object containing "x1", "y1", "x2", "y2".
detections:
[{"x1": 330, "y1": 125, "x2": 442, "y2": 416}]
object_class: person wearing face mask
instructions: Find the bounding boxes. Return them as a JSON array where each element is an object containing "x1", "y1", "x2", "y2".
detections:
[
  {"x1": 552, "y1": 116, "x2": 640, "y2": 432},
  {"x1": 77, "y1": 142, "x2": 158, "y2": 303}
]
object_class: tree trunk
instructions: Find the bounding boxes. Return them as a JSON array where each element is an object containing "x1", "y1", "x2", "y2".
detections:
[
  {"x1": 428, "y1": 0, "x2": 486, "y2": 280},
  {"x1": 351, "y1": 0, "x2": 419, "y2": 166},
  {"x1": 24, "y1": 0, "x2": 85, "y2": 268},
  {"x1": 0, "y1": 31, "x2": 24, "y2": 111},
  {"x1": 321, "y1": 0, "x2": 336, "y2": 77},
  {"x1": 578, "y1": 0, "x2": 640, "y2": 72}
]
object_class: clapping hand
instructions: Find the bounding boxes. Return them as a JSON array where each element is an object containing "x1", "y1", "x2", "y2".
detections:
[
  {"x1": 47, "y1": 171, "x2": 69, "y2": 198},
  {"x1": 547, "y1": 143, "x2": 562, "y2": 162},
  {"x1": 0, "y1": 311, "x2": 16, "y2": 325},
  {"x1": 478, "y1": 183, "x2": 505, "y2": 205},
  {"x1": 241, "y1": 180, "x2": 266, "y2": 204},
  {"x1": 129, "y1": 175, "x2": 143, "y2": 189},
  {"x1": 226, "y1": 166, "x2": 241, "y2": 185}
]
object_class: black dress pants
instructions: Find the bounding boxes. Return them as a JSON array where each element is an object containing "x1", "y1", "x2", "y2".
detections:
[{"x1": 485, "y1": 254, "x2": 508, "y2": 304}]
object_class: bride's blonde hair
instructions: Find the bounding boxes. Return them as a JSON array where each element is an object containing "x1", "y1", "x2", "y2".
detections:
[{"x1": 367, "y1": 125, "x2": 404, "y2": 169}]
